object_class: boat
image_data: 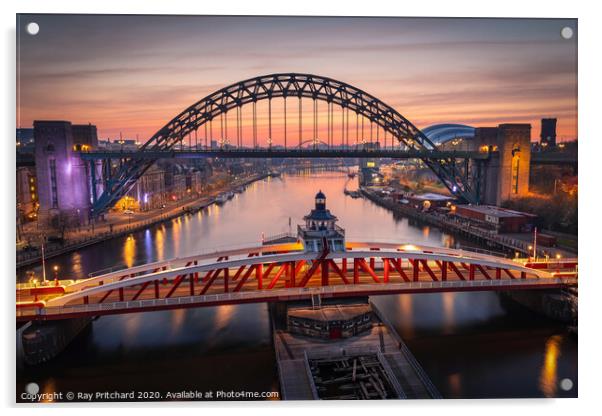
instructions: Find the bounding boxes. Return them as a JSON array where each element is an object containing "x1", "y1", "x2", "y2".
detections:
[
  {"x1": 344, "y1": 189, "x2": 362, "y2": 199},
  {"x1": 215, "y1": 194, "x2": 229, "y2": 205}
]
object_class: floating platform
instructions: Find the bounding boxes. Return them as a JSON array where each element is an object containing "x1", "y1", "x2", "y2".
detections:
[{"x1": 271, "y1": 300, "x2": 441, "y2": 400}]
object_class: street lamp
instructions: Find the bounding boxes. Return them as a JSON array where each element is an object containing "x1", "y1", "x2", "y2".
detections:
[{"x1": 53, "y1": 265, "x2": 59, "y2": 285}]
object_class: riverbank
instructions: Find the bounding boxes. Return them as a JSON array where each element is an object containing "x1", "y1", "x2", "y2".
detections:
[
  {"x1": 360, "y1": 187, "x2": 575, "y2": 258},
  {"x1": 16, "y1": 172, "x2": 270, "y2": 269}
]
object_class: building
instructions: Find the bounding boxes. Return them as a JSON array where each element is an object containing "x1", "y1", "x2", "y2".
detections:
[
  {"x1": 475, "y1": 124, "x2": 532, "y2": 205},
  {"x1": 33, "y1": 121, "x2": 101, "y2": 227},
  {"x1": 17, "y1": 128, "x2": 35, "y2": 153},
  {"x1": 423, "y1": 123, "x2": 534, "y2": 205},
  {"x1": 287, "y1": 304, "x2": 373, "y2": 339},
  {"x1": 16, "y1": 166, "x2": 38, "y2": 221},
  {"x1": 400, "y1": 192, "x2": 455, "y2": 211},
  {"x1": 540, "y1": 118, "x2": 557, "y2": 148},
  {"x1": 422, "y1": 123, "x2": 475, "y2": 151},
  {"x1": 72, "y1": 124, "x2": 98, "y2": 149},
  {"x1": 454, "y1": 205, "x2": 536, "y2": 233},
  {"x1": 298, "y1": 191, "x2": 345, "y2": 252},
  {"x1": 127, "y1": 165, "x2": 166, "y2": 211},
  {"x1": 98, "y1": 138, "x2": 138, "y2": 151},
  {"x1": 358, "y1": 143, "x2": 384, "y2": 187}
]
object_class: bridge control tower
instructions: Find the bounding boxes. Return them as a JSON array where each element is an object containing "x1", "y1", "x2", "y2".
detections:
[{"x1": 298, "y1": 191, "x2": 346, "y2": 252}]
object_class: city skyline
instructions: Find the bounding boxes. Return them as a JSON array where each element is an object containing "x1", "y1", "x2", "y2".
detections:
[{"x1": 17, "y1": 15, "x2": 577, "y2": 142}]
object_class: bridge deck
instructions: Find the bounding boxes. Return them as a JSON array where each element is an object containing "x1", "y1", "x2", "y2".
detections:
[
  {"x1": 78, "y1": 148, "x2": 491, "y2": 160},
  {"x1": 16, "y1": 242, "x2": 577, "y2": 321}
]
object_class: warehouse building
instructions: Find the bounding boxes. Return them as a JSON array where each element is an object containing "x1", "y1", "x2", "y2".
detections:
[{"x1": 454, "y1": 205, "x2": 537, "y2": 233}]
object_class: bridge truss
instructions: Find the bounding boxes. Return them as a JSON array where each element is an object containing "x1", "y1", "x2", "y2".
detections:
[
  {"x1": 89, "y1": 73, "x2": 484, "y2": 216},
  {"x1": 16, "y1": 242, "x2": 577, "y2": 321}
]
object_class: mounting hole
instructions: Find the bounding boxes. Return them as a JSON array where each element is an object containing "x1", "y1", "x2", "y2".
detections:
[
  {"x1": 560, "y1": 378, "x2": 574, "y2": 391},
  {"x1": 25, "y1": 382, "x2": 40, "y2": 395},
  {"x1": 561, "y1": 26, "x2": 573, "y2": 40},
  {"x1": 26, "y1": 22, "x2": 40, "y2": 36}
]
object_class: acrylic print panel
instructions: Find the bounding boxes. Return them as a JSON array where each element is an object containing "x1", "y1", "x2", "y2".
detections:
[{"x1": 16, "y1": 14, "x2": 578, "y2": 402}]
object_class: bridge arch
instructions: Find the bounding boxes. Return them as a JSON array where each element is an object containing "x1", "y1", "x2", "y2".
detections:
[{"x1": 94, "y1": 73, "x2": 477, "y2": 214}]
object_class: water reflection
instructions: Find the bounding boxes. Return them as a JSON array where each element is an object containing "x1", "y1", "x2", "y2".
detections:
[
  {"x1": 70, "y1": 251, "x2": 82, "y2": 278},
  {"x1": 448, "y1": 373, "x2": 462, "y2": 397},
  {"x1": 124, "y1": 313, "x2": 142, "y2": 338},
  {"x1": 214, "y1": 305, "x2": 236, "y2": 333},
  {"x1": 540, "y1": 335, "x2": 563, "y2": 397},
  {"x1": 442, "y1": 292, "x2": 455, "y2": 334},
  {"x1": 170, "y1": 309, "x2": 186, "y2": 337},
  {"x1": 123, "y1": 235, "x2": 136, "y2": 268},
  {"x1": 398, "y1": 295, "x2": 414, "y2": 338},
  {"x1": 171, "y1": 218, "x2": 181, "y2": 254},
  {"x1": 40, "y1": 379, "x2": 57, "y2": 403},
  {"x1": 155, "y1": 228, "x2": 165, "y2": 261}
]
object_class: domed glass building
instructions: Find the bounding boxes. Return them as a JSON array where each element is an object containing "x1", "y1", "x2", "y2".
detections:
[{"x1": 422, "y1": 123, "x2": 475, "y2": 151}]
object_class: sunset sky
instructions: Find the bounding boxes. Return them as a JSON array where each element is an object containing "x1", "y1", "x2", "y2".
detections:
[{"x1": 17, "y1": 15, "x2": 577, "y2": 143}]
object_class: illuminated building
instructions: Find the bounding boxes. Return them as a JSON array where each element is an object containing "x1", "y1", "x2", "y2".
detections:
[
  {"x1": 33, "y1": 121, "x2": 102, "y2": 226},
  {"x1": 298, "y1": 191, "x2": 346, "y2": 252}
]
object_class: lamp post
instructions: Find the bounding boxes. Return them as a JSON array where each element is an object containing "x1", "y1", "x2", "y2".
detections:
[
  {"x1": 40, "y1": 234, "x2": 47, "y2": 284},
  {"x1": 533, "y1": 227, "x2": 538, "y2": 261},
  {"x1": 53, "y1": 265, "x2": 59, "y2": 286}
]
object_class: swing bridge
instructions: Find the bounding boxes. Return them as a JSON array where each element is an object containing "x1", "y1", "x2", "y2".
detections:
[{"x1": 16, "y1": 241, "x2": 577, "y2": 321}]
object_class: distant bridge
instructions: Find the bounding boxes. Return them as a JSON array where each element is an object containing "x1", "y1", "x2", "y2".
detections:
[
  {"x1": 86, "y1": 73, "x2": 485, "y2": 215},
  {"x1": 19, "y1": 73, "x2": 578, "y2": 212},
  {"x1": 78, "y1": 148, "x2": 491, "y2": 160},
  {"x1": 78, "y1": 147, "x2": 577, "y2": 164},
  {"x1": 16, "y1": 241, "x2": 577, "y2": 321}
]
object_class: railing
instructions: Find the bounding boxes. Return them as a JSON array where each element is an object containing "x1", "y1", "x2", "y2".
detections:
[
  {"x1": 80, "y1": 148, "x2": 489, "y2": 160},
  {"x1": 297, "y1": 224, "x2": 346, "y2": 237},
  {"x1": 303, "y1": 351, "x2": 320, "y2": 400},
  {"x1": 376, "y1": 351, "x2": 407, "y2": 399},
  {"x1": 305, "y1": 345, "x2": 381, "y2": 359},
  {"x1": 262, "y1": 232, "x2": 297, "y2": 243},
  {"x1": 370, "y1": 302, "x2": 442, "y2": 399},
  {"x1": 458, "y1": 245, "x2": 508, "y2": 258},
  {"x1": 17, "y1": 276, "x2": 577, "y2": 319}
]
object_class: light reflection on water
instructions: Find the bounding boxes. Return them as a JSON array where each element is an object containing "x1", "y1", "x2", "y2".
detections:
[
  {"x1": 123, "y1": 235, "x2": 136, "y2": 268},
  {"x1": 442, "y1": 292, "x2": 455, "y2": 334},
  {"x1": 17, "y1": 171, "x2": 577, "y2": 399},
  {"x1": 540, "y1": 335, "x2": 563, "y2": 397}
]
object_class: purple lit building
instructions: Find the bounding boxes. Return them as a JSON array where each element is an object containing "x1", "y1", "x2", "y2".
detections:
[{"x1": 34, "y1": 121, "x2": 102, "y2": 227}]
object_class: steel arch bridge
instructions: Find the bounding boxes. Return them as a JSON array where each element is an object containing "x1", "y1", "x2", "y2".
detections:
[{"x1": 93, "y1": 73, "x2": 478, "y2": 216}]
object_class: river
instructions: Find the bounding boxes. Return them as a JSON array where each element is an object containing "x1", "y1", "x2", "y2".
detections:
[{"x1": 16, "y1": 170, "x2": 577, "y2": 400}]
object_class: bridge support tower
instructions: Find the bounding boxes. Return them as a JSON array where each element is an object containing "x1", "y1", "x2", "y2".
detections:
[{"x1": 475, "y1": 124, "x2": 531, "y2": 206}]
